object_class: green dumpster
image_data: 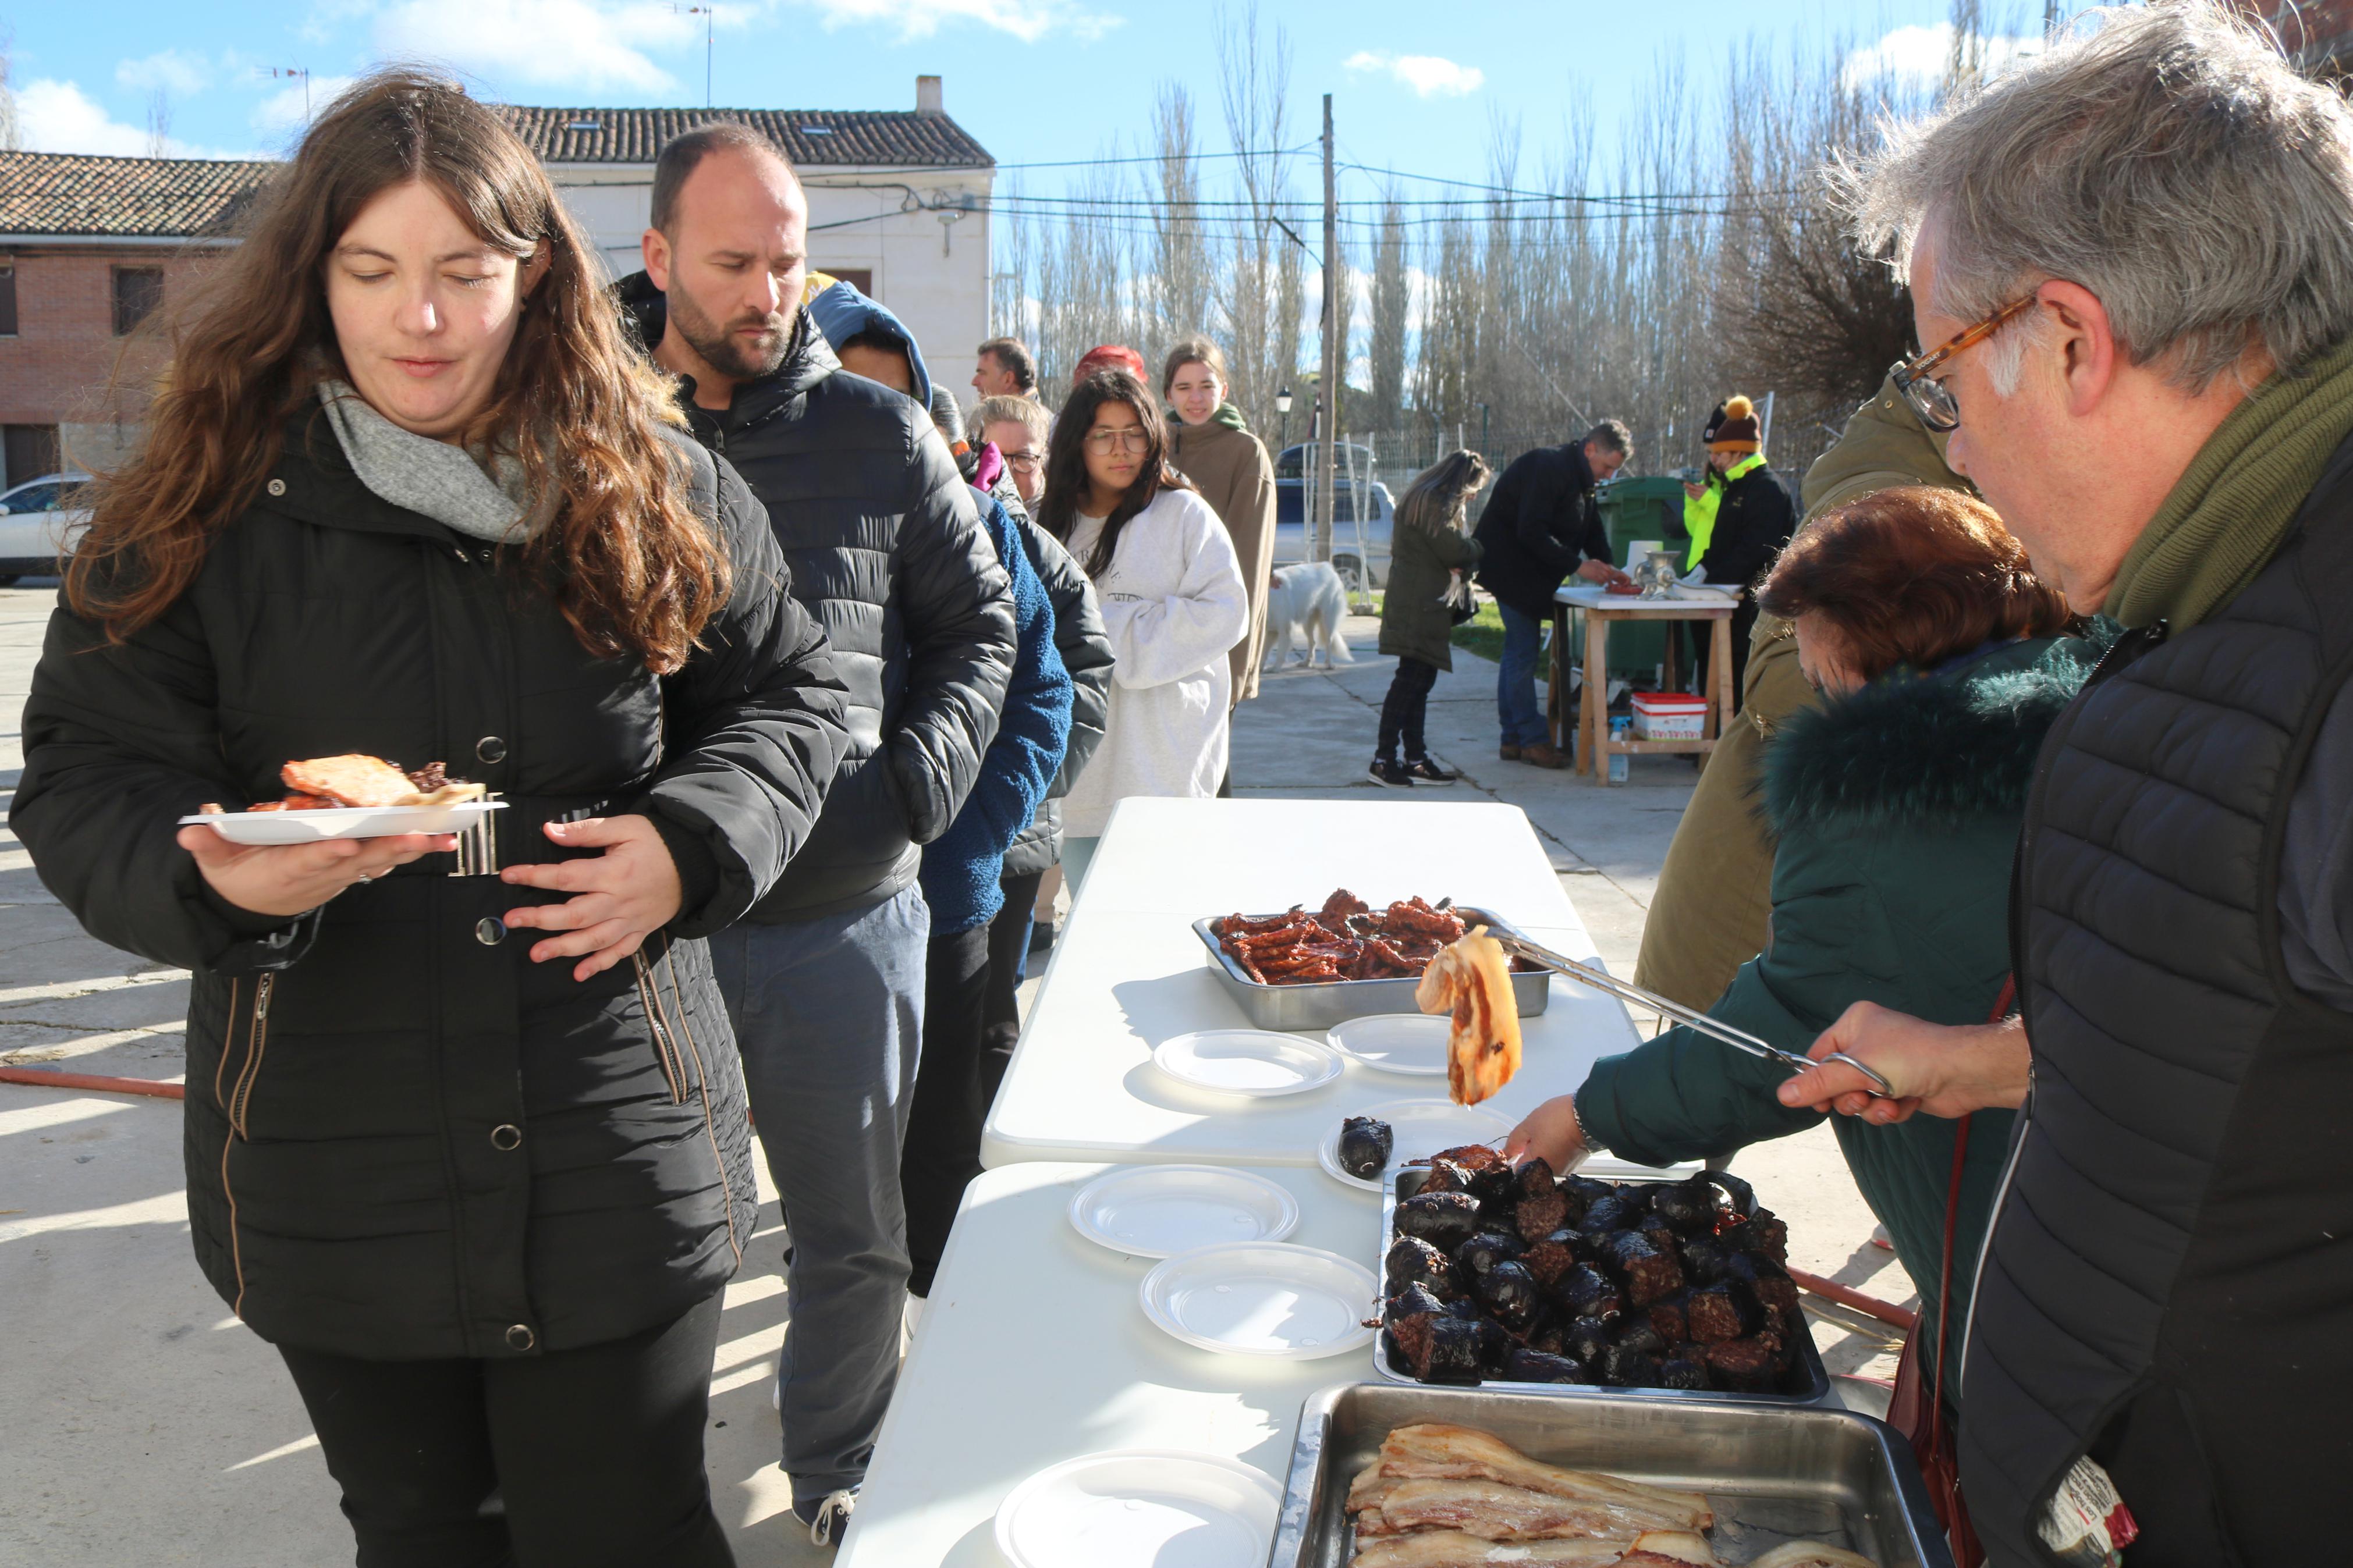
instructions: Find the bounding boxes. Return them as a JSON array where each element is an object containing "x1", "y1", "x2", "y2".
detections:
[{"x1": 1586, "y1": 474, "x2": 1694, "y2": 684}]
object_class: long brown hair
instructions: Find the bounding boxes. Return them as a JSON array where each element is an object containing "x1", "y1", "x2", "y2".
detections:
[
  {"x1": 1394, "y1": 449, "x2": 1490, "y2": 535},
  {"x1": 1756, "y1": 486, "x2": 2074, "y2": 680},
  {"x1": 1036, "y1": 369, "x2": 1191, "y2": 577},
  {"x1": 69, "y1": 69, "x2": 725, "y2": 673}
]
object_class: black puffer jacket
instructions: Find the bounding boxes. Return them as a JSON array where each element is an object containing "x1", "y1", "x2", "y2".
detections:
[
  {"x1": 10, "y1": 419, "x2": 849, "y2": 1361},
  {"x1": 1002, "y1": 507, "x2": 1114, "y2": 880},
  {"x1": 1473, "y1": 442, "x2": 1614, "y2": 623},
  {"x1": 619, "y1": 274, "x2": 1017, "y2": 920}
]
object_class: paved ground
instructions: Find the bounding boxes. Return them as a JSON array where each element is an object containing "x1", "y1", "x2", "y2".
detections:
[{"x1": 0, "y1": 587, "x2": 1914, "y2": 1566}]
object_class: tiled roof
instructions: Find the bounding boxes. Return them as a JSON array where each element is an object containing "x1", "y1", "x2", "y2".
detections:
[
  {"x1": 0, "y1": 151, "x2": 276, "y2": 239},
  {"x1": 492, "y1": 106, "x2": 993, "y2": 169}
]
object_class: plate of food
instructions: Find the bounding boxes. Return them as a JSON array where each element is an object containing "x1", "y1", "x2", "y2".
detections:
[
  {"x1": 1067, "y1": 1165, "x2": 1300, "y2": 1258},
  {"x1": 1138, "y1": 1242, "x2": 1378, "y2": 1359},
  {"x1": 1318, "y1": 1100, "x2": 1515, "y2": 1194},
  {"x1": 994, "y1": 1449, "x2": 1281, "y2": 1568},
  {"x1": 182, "y1": 755, "x2": 499, "y2": 845}
]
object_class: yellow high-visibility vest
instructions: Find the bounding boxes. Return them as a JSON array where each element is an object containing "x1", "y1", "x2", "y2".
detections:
[{"x1": 1684, "y1": 453, "x2": 1765, "y2": 570}]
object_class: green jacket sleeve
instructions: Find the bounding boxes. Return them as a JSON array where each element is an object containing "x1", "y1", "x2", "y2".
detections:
[
  {"x1": 1577, "y1": 830, "x2": 1896, "y2": 1167},
  {"x1": 1574, "y1": 957, "x2": 1829, "y2": 1168}
]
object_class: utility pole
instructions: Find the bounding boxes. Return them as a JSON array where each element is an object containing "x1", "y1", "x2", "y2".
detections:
[{"x1": 1315, "y1": 91, "x2": 1339, "y2": 567}]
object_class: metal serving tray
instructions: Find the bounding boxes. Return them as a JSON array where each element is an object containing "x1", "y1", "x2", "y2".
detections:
[
  {"x1": 1374, "y1": 1167, "x2": 1834, "y2": 1406},
  {"x1": 1193, "y1": 904, "x2": 1554, "y2": 1032},
  {"x1": 1269, "y1": 1381, "x2": 1953, "y2": 1568}
]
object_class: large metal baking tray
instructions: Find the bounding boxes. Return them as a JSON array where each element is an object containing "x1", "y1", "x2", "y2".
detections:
[
  {"x1": 1193, "y1": 904, "x2": 1554, "y2": 1032},
  {"x1": 1374, "y1": 1166, "x2": 1835, "y2": 1406},
  {"x1": 1269, "y1": 1381, "x2": 1953, "y2": 1568}
]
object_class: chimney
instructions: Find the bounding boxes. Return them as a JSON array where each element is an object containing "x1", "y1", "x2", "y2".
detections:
[{"x1": 916, "y1": 75, "x2": 943, "y2": 116}]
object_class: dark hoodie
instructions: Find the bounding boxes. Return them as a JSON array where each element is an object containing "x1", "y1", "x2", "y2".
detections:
[{"x1": 617, "y1": 271, "x2": 1017, "y2": 921}]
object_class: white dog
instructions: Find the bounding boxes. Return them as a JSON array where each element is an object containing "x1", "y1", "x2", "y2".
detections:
[{"x1": 1261, "y1": 561, "x2": 1356, "y2": 671}]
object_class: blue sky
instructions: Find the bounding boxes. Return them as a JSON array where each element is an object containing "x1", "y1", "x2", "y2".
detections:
[{"x1": 3, "y1": 1, "x2": 2060, "y2": 190}]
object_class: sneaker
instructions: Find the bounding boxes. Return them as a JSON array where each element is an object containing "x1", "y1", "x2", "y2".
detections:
[
  {"x1": 1367, "y1": 757, "x2": 1414, "y2": 787},
  {"x1": 1498, "y1": 742, "x2": 1523, "y2": 762},
  {"x1": 1521, "y1": 741, "x2": 1569, "y2": 770},
  {"x1": 796, "y1": 1489, "x2": 857, "y2": 1549},
  {"x1": 1403, "y1": 759, "x2": 1458, "y2": 784}
]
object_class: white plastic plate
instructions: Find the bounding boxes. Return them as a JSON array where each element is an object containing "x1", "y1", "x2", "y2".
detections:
[
  {"x1": 1150, "y1": 1029, "x2": 1341, "y2": 1098},
  {"x1": 1138, "y1": 1242, "x2": 1378, "y2": 1360},
  {"x1": 1316, "y1": 1096, "x2": 1516, "y2": 1193},
  {"x1": 993, "y1": 1449, "x2": 1282, "y2": 1568},
  {"x1": 1325, "y1": 1012, "x2": 1451, "y2": 1076},
  {"x1": 179, "y1": 800, "x2": 505, "y2": 845},
  {"x1": 1067, "y1": 1165, "x2": 1300, "y2": 1259}
]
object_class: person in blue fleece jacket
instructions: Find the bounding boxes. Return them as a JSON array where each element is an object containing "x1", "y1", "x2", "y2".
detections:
[{"x1": 902, "y1": 479, "x2": 1073, "y2": 1298}]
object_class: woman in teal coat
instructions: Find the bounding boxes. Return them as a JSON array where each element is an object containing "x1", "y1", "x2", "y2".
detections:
[{"x1": 1508, "y1": 485, "x2": 2094, "y2": 1402}]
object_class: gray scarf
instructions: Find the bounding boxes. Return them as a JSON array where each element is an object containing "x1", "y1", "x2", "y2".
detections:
[{"x1": 317, "y1": 381, "x2": 537, "y2": 543}]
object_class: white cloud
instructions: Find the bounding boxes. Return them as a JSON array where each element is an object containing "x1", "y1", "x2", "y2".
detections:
[
  {"x1": 250, "y1": 73, "x2": 362, "y2": 134},
  {"x1": 790, "y1": 0, "x2": 1119, "y2": 44},
  {"x1": 16, "y1": 78, "x2": 250, "y2": 158},
  {"x1": 1841, "y1": 22, "x2": 2042, "y2": 91},
  {"x1": 371, "y1": 0, "x2": 696, "y2": 93},
  {"x1": 117, "y1": 50, "x2": 217, "y2": 97},
  {"x1": 1344, "y1": 51, "x2": 1484, "y2": 99}
]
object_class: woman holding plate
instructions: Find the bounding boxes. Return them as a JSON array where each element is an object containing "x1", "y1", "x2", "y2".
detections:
[{"x1": 10, "y1": 73, "x2": 846, "y2": 1566}]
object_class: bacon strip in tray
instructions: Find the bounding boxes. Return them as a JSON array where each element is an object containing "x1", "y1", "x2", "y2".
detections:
[{"x1": 1209, "y1": 890, "x2": 1483, "y2": 987}]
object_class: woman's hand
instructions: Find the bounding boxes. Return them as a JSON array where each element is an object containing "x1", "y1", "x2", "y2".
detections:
[
  {"x1": 1504, "y1": 1094, "x2": 1591, "y2": 1172},
  {"x1": 178, "y1": 824, "x2": 457, "y2": 919},
  {"x1": 499, "y1": 816, "x2": 683, "y2": 982},
  {"x1": 1681, "y1": 480, "x2": 1708, "y2": 502},
  {"x1": 1776, "y1": 1002, "x2": 2033, "y2": 1125},
  {"x1": 1574, "y1": 559, "x2": 1634, "y2": 589}
]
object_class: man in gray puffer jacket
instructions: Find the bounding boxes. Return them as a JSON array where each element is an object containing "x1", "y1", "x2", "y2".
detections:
[{"x1": 623, "y1": 122, "x2": 1016, "y2": 1546}]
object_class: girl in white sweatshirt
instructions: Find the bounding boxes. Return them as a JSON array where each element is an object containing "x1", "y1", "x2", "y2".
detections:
[{"x1": 1039, "y1": 364, "x2": 1248, "y2": 888}]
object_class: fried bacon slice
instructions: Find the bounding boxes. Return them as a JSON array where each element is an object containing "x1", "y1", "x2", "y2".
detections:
[
  {"x1": 1351, "y1": 1533, "x2": 1629, "y2": 1567},
  {"x1": 1356, "y1": 1424, "x2": 1712, "y2": 1535},
  {"x1": 1418, "y1": 926, "x2": 1523, "y2": 1105},
  {"x1": 280, "y1": 754, "x2": 418, "y2": 808}
]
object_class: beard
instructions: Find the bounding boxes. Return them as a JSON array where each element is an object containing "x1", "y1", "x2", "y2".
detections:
[{"x1": 668, "y1": 284, "x2": 793, "y2": 382}]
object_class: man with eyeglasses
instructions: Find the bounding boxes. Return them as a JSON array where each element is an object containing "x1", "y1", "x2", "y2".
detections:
[
  {"x1": 1773, "y1": 10, "x2": 2353, "y2": 1566},
  {"x1": 971, "y1": 393, "x2": 1048, "y2": 510}
]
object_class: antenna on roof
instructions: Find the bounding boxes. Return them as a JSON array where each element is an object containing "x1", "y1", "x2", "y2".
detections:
[
  {"x1": 677, "y1": 6, "x2": 715, "y2": 108},
  {"x1": 268, "y1": 66, "x2": 312, "y2": 125}
]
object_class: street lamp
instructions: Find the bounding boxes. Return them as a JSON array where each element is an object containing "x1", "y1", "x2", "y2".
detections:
[{"x1": 1276, "y1": 385, "x2": 1293, "y2": 448}]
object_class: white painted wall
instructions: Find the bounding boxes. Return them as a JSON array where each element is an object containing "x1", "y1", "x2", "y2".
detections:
[{"x1": 548, "y1": 163, "x2": 994, "y2": 404}]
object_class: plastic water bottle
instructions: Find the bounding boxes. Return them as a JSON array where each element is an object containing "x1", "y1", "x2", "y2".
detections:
[{"x1": 1608, "y1": 716, "x2": 1631, "y2": 783}]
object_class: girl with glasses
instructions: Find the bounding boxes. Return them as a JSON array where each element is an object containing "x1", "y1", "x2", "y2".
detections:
[{"x1": 1036, "y1": 367, "x2": 1248, "y2": 890}]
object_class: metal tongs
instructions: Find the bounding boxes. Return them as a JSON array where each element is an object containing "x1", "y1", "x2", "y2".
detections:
[{"x1": 1489, "y1": 930, "x2": 1895, "y2": 1098}]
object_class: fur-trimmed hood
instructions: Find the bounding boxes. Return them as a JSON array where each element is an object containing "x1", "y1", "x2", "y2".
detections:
[{"x1": 1762, "y1": 631, "x2": 2108, "y2": 833}]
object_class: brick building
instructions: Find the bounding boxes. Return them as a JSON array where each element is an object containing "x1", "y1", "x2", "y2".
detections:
[
  {"x1": 0, "y1": 81, "x2": 993, "y2": 489},
  {"x1": 0, "y1": 151, "x2": 270, "y2": 486}
]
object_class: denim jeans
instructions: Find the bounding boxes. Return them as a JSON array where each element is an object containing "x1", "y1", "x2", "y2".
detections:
[
  {"x1": 708, "y1": 884, "x2": 929, "y2": 1507},
  {"x1": 1496, "y1": 602, "x2": 1550, "y2": 747}
]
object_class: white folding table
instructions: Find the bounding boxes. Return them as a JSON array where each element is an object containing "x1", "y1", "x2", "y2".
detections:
[
  {"x1": 980, "y1": 797, "x2": 1658, "y2": 1171},
  {"x1": 839, "y1": 1160, "x2": 1371, "y2": 1568}
]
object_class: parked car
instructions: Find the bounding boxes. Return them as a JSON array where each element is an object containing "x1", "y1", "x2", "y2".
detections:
[
  {"x1": 1270, "y1": 442, "x2": 1396, "y2": 592},
  {"x1": 0, "y1": 471, "x2": 90, "y2": 584}
]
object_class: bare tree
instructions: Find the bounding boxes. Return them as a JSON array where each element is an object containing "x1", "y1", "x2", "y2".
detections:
[
  {"x1": 0, "y1": 27, "x2": 21, "y2": 152},
  {"x1": 1148, "y1": 84, "x2": 1215, "y2": 353},
  {"x1": 1367, "y1": 183, "x2": 1409, "y2": 433},
  {"x1": 1215, "y1": 1, "x2": 1295, "y2": 434},
  {"x1": 145, "y1": 88, "x2": 172, "y2": 158}
]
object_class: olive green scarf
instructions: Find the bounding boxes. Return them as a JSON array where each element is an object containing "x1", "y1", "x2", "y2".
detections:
[{"x1": 2107, "y1": 333, "x2": 2353, "y2": 630}]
